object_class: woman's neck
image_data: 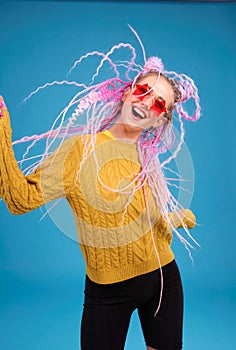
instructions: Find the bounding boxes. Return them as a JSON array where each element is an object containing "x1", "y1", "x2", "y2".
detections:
[{"x1": 109, "y1": 123, "x2": 141, "y2": 144}]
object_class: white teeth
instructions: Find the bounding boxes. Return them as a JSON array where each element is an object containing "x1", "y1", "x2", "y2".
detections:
[{"x1": 133, "y1": 107, "x2": 145, "y2": 119}]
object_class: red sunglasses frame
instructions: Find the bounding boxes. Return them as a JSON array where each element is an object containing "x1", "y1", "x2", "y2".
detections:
[{"x1": 132, "y1": 83, "x2": 167, "y2": 115}]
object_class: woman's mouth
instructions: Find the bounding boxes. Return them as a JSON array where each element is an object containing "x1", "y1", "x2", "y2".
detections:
[{"x1": 131, "y1": 106, "x2": 147, "y2": 120}]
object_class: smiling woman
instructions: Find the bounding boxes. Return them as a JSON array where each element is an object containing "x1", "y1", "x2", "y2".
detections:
[
  {"x1": 110, "y1": 73, "x2": 176, "y2": 142},
  {"x1": 0, "y1": 33, "x2": 200, "y2": 350}
]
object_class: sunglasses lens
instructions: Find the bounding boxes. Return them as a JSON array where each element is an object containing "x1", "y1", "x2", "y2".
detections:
[
  {"x1": 155, "y1": 100, "x2": 167, "y2": 112},
  {"x1": 151, "y1": 100, "x2": 167, "y2": 115},
  {"x1": 132, "y1": 84, "x2": 150, "y2": 100}
]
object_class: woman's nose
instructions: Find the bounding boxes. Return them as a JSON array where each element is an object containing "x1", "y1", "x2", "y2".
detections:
[{"x1": 141, "y1": 95, "x2": 154, "y2": 109}]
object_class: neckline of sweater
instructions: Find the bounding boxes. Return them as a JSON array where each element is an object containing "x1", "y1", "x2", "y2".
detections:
[{"x1": 102, "y1": 130, "x2": 138, "y2": 147}]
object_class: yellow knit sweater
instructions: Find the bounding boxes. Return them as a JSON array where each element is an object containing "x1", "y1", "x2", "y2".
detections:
[{"x1": 0, "y1": 109, "x2": 195, "y2": 284}]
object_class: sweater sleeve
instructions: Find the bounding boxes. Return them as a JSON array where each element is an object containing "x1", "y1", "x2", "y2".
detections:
[
  {"x1": 0, "y1": 108, "x2": 78, "y2": 215},
  {"x1": 169, "y1": 209, "x2": 196, "y2": 229}
]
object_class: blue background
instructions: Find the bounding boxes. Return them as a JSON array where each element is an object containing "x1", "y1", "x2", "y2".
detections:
[{"x1": 0, "y1": 1, "x2": 235, "y2": 349}]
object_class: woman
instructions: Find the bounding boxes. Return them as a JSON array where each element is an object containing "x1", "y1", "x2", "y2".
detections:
[{"x1": 0, "y1": 49, "x2": 200, "y2": 349}]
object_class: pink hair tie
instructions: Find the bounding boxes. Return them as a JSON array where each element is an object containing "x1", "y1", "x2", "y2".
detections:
[
  {"x1": 142, "y1": 56, "x2": 164, "y2": 74},
  {"x1": 177, "y1": 80, "x2": 194, "y2": 103}
]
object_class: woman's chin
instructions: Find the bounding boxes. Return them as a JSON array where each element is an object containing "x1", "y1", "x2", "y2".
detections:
[
  {"x1": 123, "y1": 114, "x2": 147, "y2": 130},
  {"x1": 124, "y1": 121, "x2": 144, "y2": 132}
]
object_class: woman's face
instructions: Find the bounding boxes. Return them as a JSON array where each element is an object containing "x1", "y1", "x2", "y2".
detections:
[{"x1": 118, "y1": 73, "x2": 175, "y2": 134}]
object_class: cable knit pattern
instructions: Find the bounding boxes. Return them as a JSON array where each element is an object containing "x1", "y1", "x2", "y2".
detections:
[{"x1": 0, "y1": 109, "x2": 195, "y2": 284}]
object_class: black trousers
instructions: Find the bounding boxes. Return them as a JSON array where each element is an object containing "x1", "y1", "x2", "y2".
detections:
[{"x1": 81, "y1": 260, "x2": 183, "y2": 350}]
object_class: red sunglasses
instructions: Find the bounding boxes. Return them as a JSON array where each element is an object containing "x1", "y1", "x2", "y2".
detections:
[{"x1": 132, "y1": 83, "x2": 167, "y2": 115}]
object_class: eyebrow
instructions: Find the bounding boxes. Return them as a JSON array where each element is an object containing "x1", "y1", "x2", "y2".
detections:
[{"x1": 147, "y1": 85, "x2": 165, "y2": 101}]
